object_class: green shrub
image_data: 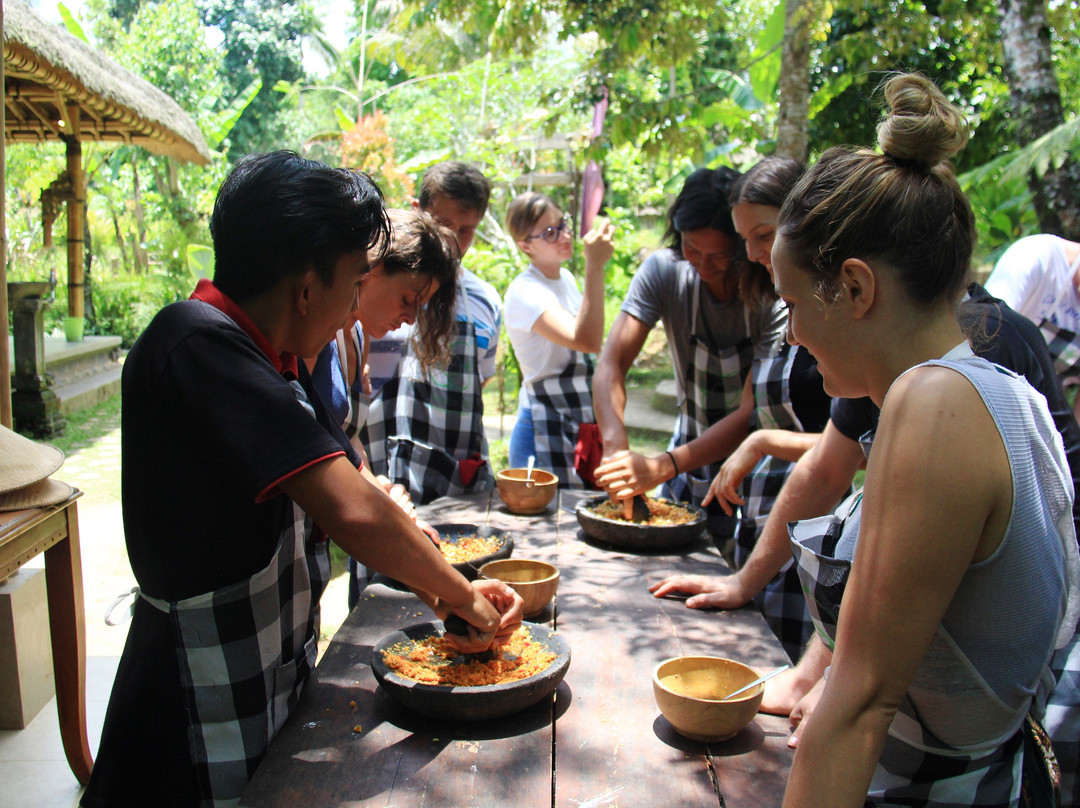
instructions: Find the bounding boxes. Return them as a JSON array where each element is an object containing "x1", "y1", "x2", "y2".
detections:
[{"x1": 88, "y1": 272, "x2": 189, "y2": 346}]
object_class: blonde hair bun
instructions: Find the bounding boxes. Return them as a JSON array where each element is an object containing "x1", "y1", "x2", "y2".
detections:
[{"x1": 876, "y1": 73, "x2": 969, "y2": 169}]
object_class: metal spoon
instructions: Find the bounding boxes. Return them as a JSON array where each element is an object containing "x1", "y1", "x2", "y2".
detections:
[
  {"x1": 525, "y1": 455, "x2": 536, "y2": 488},
  {"x1": 721, "y1": 664, "x2": 790, "y2": 700}
]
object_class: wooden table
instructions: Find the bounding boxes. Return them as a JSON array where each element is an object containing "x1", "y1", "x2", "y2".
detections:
[
  {"x1": 0, "y1": 491, "x2": 92, "y2": 785},
  {"x1": 242, "y1": 489, "x2": 794, "y2": 807}
]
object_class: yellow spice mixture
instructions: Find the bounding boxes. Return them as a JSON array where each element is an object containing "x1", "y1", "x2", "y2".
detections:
[
  {"x1": 382, "y1": 626, "x2": 556, "y2": 686},
  {"x1": 590, "y1": 496, "x2": 697, "y2": 526},
  {"x1": 439, "y1": 533, "x2": 504, "y2": 563}
]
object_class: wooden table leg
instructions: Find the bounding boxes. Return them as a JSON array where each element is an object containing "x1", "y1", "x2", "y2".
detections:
[{"x1": 43, "y1": 503, "x2": 93, "y2": 786}]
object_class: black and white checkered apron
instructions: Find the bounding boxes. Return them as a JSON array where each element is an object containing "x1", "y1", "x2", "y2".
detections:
[
  {"x1": 1047, "y1": 633, "x2": 1080, "y2": 807},
  {"x1": 362, "y1": 298, "x2": 492, "y2": 504},
  {"x1": 527, "y1": 352, "x2": 596, "y2": 488},
  {"x1": 139, "y1": 382, "x2": 331, "y2": 807},
  {"x1": 789, "y1": 493, "x2": 1034, "y2": 806},
  {"x1": 734, "y1": 336, "x2": 814, "y2": 663},
  {"x1": 660, "y1": 277, "x2": 754, "y2": 515}
]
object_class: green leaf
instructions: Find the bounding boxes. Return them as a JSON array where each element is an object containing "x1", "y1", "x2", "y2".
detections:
[
  {"x1": 808, "y1": 73, "x2": 853, "y2": 120},
  {"x1": 57, "y1": 3, "x2": 89, "y2": 44},
  {"x1": 202, "y1": 79, "x2": 263, "y2": 150},
  {"x1": 748, "y1": 0, "x2": 784, "y2": 103},
  {"x1": 707, "y1": 69, "x2": 763, "y2": 111},
  {"x1": 334, "y1": 106, "x2": 355, "y2": 132},
  {"x1": 959, "y1": 115, "x2": 1080, "y2": 190},
  {"x1": 186, "y1": 244, "x2": 214, "y2": 281}
]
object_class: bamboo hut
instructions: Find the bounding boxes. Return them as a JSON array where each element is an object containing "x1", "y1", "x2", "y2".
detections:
[{"x1": 2, "y1": 0, "x2": 210, "y2": 427}]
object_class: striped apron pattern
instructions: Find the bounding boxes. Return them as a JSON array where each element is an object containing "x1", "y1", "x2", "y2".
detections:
[
  {"x1": 528, "y1": 352, "x2": 596, "y2": 488},
  {"x1": 734, "y1": 335, "x2": 815, "y2": 663}
]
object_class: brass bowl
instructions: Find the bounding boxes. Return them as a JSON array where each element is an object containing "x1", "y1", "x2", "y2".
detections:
[
  {"x1": 479, "y1": 558, "x2": 559, "y2": 618},
  {"x1": 652, "y1": 656, "x2": 764, "y2": 742},
  {"x1": 496, "y1": 468, "x2": 558, "y2": 514}
]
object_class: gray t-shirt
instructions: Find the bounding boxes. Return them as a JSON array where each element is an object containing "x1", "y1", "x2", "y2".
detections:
[{"x1": 620, "y1": 248, "x2": 784, "y2": 397}]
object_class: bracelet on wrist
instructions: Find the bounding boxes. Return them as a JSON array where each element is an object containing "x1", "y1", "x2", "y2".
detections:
[{"x1": 665, "y1": 450, "x2": 680, "y2": 477}]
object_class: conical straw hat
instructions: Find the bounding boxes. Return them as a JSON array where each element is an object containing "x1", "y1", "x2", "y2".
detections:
[
  {"x1": 0, "y1": 476, "x2": 74, "y2": 511},
  {"x1": 0, "y1": 426, "x2": 65, "y2": 494}
]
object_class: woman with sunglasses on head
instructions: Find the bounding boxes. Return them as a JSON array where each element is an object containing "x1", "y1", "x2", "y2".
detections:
[
  {"x1": 504, "y1": 192, "x2": 615, "y2": 486},
  {"x1": 776, "y1": 73, "x2": 1078, "y2": 807}
]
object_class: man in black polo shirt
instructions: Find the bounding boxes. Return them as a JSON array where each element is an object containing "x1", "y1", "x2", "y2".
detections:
[{"x1": 83, "y1": 152, "x2": 522, "y2": 808}]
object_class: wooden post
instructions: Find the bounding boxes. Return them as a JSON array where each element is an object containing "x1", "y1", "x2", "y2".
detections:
[
  {"x1": 65, "y1": 132, "x2": 84, "y2": 319},
  {"x1": 1, "y1": 1, "x2": 12, "y2": 429}
]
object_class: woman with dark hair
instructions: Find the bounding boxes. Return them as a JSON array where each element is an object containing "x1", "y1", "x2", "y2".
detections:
[
  {"x1": 648, "y1": 157, "x2": 832, "y2": 664},
  {"x1": 309, "y1": 209, "x2": 458, "y2": 458},
  {"x1": 308, "y1": 208, "x2": 459, "y2": 605},
  {"x1": 593, "y1": 167, "x2": 783, "y2": 533},
  {"x1": 772, "y1": 74, "x2": 1078, "y2": 806}
]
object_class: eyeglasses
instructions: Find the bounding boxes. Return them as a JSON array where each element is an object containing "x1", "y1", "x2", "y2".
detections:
[{"x1": 525, "y1": 217, "x2": 572, "y2": 244}]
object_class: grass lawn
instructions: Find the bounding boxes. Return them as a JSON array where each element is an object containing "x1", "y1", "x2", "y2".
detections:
[{"x1": 49, "y1": 394, "x2": 122, "y2": 456}]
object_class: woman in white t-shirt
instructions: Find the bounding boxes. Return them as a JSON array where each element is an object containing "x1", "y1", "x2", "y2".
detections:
[
  {"x1": 985, "y1": 234, "x2": 1080, "y2": 414},
  {"x1": 504, "y1": 192, "x2": 615, "y2": 486}
]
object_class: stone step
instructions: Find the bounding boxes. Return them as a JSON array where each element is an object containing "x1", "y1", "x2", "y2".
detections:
[{"x1": 8, "y1": 334, "x2": 124, "y2": 416}]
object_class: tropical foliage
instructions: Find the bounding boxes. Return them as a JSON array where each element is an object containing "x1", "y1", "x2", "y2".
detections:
[{"x1": 7, "y1": 0, "x2": 1080, "y2": 350}]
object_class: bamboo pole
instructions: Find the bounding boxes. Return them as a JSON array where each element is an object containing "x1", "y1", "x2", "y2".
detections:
[
  {"x1": 65, "y1": 129, "x2": 84, "y2": 319},
  {"x1": 1, "y1": 2, "x2": 12, "y2": 429}
]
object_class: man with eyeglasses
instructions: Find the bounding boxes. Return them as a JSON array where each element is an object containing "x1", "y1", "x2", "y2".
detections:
[
  {"x1": 361, "y1": 161, "x2": 503, "y2": 508},
  {"x1": 593, "y1": 167, "x2": 785, "y2": 540}
]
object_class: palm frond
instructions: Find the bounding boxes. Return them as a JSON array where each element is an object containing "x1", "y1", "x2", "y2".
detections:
[{"x1": 960, "y1": 115, "x2": 1080, "y2": 190}]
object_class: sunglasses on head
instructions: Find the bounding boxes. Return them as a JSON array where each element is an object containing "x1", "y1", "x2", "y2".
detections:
[{"x1": 525, "y1": 217, "x2": 572, "y2": 244}]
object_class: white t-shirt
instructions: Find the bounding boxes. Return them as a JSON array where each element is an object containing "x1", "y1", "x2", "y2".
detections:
[
  {"x1": 504, "y1": 264, "x2": 584, "y2": 395},
  {"x1": 985, "y1": 235, "x2": 1080, "y2": 336}
]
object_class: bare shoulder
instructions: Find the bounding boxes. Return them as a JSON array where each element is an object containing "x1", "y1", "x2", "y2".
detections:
[
  {"x1": 879, "y1": 363, "x2": 991, "y2": 433},
  {"x1": 871, "y1": 362, "x2": 1011, "y2": 543}
]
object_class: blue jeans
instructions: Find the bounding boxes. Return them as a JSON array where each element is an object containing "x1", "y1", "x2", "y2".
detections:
[{"x1": 509, "y1": 405, "x2": 536, "y2": 469}]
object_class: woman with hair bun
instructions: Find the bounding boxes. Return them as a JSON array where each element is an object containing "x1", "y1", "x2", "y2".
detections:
[{"x1": 777, "y1": 73, "x2": 1078, "y2": 806}]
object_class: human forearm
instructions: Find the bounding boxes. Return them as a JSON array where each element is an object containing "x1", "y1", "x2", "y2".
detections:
[
  {"x1": 783, "y1": 684, "x2": 893, "y2": 808},
  {"x1": 574, "y1": 259, "x2": 607, "y2": 353},
  {"x1": 284, "y1": 457, "x2": 474, "y2": 608},
  {"x1": 666, "y1": 392, "x2": 753, "y2": 478},
  {"x1": 733, "y1": 426, "x2": 860, "y2": 596},
  {"x1": 593, "y1": 362, "x2": 630, "y2": 453},
  {"x1": 747, "y1": 429, "x2": 821, "y2": 465}
]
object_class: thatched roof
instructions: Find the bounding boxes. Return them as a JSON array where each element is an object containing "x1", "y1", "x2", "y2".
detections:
[{"x1": 3, "y1": 0, "x2": 210, "y2": 164}]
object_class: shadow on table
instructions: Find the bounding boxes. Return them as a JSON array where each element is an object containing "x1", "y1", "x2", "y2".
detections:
[
  {"x1": 652, "y1": 714, "x2": 768, "y2": 756},
  {"x1": 572, "y1": 527, "x2": 713, "y2": 557},
  {"x1": 371, "y1": 678, "x2": 574, "y2": 741}
]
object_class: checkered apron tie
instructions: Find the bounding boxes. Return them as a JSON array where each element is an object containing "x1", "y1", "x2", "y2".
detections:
[
  {"x1": 790, "y1": 492, "x2": 1039, "y2": 806},
  {"x1": 735, "y1": 336, "x2": 814, "y2": 663},
  {"x1": 138, "y1": 383, "x2": 331, "y2": 807},
  {"x1": 661, "y1": 277, "x2": 754, "y2": 507},
  {"x1": 527, "y1": 352, "x2": 596, "y2": 488},
  {"x1": 362, "y1": 299, "x2": 491, "y2": 504}
]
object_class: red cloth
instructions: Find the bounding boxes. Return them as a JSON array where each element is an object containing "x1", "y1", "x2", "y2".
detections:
[
  {"x1": 574, "y1": 422, "x2": 604, "y2": 490},
  {"x1": 458, "y1": 453, "x2": 487, "y2": 487}
]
